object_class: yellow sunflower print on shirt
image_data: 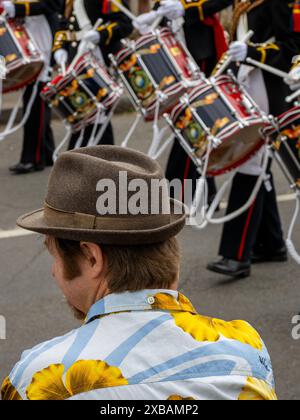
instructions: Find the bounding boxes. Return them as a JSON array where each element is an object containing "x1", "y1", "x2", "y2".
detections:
[
  {"x1": 167, "y1": 395, "x2": 195, "y2": 400},
  {"x1": 26, "y1": 360, "x2": 128, "y2": 400},
  {"x1": 151, "y1": 293, "x2": 198, "y2": 314},
  {"x1": 172, "y1": 312, "x2": 263, "y2": 350},
  {"x1": 152, "y1": 293, "x2": 263, "y2": 350},
  {"x1": 238, "y1": 377, "x2": 277, "y2": 401},
  {"x1": 1, "y1": 377, "x2": 23, "y2": 400}
]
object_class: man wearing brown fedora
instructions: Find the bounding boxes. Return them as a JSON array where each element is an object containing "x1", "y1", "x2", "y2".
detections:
[{"x1": 2, "y1": 146, "x2": 276, "y2": 400}]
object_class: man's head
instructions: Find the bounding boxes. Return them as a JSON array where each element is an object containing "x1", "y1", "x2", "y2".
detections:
[
  {"x1": 17, "y1": 146, "x2": 186, "y2": 319},
  {"x1": 45, "y1": 236, "x2": 181, "y2": 320}
]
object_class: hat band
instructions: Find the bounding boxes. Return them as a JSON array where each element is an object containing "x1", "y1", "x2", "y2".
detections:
[{"x1": 44, "y1": 203, "x2": 172, "y2": 232}]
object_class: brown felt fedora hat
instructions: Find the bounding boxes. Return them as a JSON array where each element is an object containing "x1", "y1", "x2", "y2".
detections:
[{"x1": 17, "y1": 146, "x2": 186, "y2": 245}]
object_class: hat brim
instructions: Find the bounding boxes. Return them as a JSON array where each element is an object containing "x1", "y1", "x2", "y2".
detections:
[{"x1": 17, "y1": 199, "x2": 187, "y2": 245}]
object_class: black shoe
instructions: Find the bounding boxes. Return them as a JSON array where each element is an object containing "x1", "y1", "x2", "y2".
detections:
[
  {"x1": 207, "y1": 258, "x2": 251, "y2": 279},
  {"x1": 9, "y1": 162, "x2": 45, "y2": 174},
  {"x1": 251, "y1": 247, "x2": 288, "y2": 264}
]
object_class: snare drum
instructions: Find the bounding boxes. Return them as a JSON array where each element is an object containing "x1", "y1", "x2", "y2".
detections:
[
  {"x1": 263, "y1": 106, "x2": 300, "y2": 189},
  {"x1": 112, "y1": 28, "x2": 200, "y2": 121},
  {"x1": 41, "y1": 53, "x2": 123, "y2": 132},
  {"x1": 0, "y1": 17, "x2": 44, "y2": 93},
  {"x1": 166, "y1": 75, "x2": 267, "y2": 176}
]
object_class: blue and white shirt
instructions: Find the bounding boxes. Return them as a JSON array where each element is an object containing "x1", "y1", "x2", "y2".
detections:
[{"x1": 1, "y1": 290, "x2": 277, "y2": 400}]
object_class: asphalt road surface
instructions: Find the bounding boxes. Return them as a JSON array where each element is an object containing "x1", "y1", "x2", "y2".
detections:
[{"x1": 0, "y1": 113, "x2": 300, "y2": 400}]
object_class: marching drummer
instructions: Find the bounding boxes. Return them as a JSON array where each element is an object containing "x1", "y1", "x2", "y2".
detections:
[
  {"x1": 206, "y1": 0, "x2": 300, "y2": 279},
  {"x1": 1, "y1": 0, "x2": 63, "y2": 175},
  {"x1": 53, "y1": 0, "x2": 133, "y2": 150},
  {"x1": 133, "y1": 0, "x2": 229, "y2": 205}
]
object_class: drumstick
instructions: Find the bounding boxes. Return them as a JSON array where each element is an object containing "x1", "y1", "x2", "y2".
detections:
[
  {"x1": 109, "y1": 0, "x2": 137, "y2": 20},
  {"x1": 109, "y1": 0, "x2": 161, "y2": 32},
  {"x1": 68, "y1": 18, "x2": 103, "y2": 73},
  {"x1": 214, "y1": 30, "x2": 254, "y2": 78},
  {"x1": 286, "y1": 88, "x2": 300, "y2": 104},
  {"x1": 245, "y1": 57, "x2": 290, "y2": 79},
  {"x1": 61, "y1": 61, "x2": 66, "y2": 77}
]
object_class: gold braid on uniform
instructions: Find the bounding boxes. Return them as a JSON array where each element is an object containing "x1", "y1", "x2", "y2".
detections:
[
  {"x1": 231, "y1": 0, "x2": 265, "y2": 41},
  {"x1": 65, "y1": 0, "x2": 74, "y2": 19}
]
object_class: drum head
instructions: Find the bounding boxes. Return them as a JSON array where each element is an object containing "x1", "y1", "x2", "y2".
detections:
[
  {"x1": 3, "y1": 61, "x2": 44, "y2": 93},
  {"x1": 207, "y1": 123, "x2": 265, "y2": 176}
]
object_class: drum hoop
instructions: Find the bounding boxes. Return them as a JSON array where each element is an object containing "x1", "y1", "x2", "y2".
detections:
[
  {"x1": 115, "y1": 47, "x2": 132, "y2": 64},
  {"x1": 135, "y1": 33, "x2": 159, "y2": 50},
  {"x1": 102, "y1": 90, "x2": 122, "y2": 108},
  {"x1": 82, "y1": 61, "x2": 118, "y2": 89},
  {"x1": 216, "y1": 117, "x2": 265, "y2": 139},
  {"x1": 264, "y1": 106, "x2": 300, "y2": 136},
  {"x1": 52, "y1": 59, "x2": 119, "y2": 96},
  {"x1": 6, "y1": 56, "x2": 43, "y2": 71},
  {"x1": 134, "y1": 27, "x2": 173, "y2": 49},
  {"x1": 118, "y1": 27, "x2": 179, "y2": 52},
  {"x1": 214, "y1": 75, "x2": 232, "y2": 82}
]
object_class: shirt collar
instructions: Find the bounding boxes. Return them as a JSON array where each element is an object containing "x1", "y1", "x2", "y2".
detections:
[{"x1": 85, "y1": 289, "x2": 198, "y2": 324}]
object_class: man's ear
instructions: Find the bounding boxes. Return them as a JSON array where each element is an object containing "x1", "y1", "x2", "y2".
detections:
[{"x1": 80, "y1": 242, "x2": 104, "y2": 274}]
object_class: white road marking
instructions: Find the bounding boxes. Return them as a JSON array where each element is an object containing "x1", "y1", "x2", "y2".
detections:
[
  {"x1": 0, "y1": 228, "x2": 36, "y2": 239},
  {"x1": 277, "y1": 193, "x2": 297, "y2": 203},
  {"x1": 0, "y1": 193, "x2": 298, "y2": 240}
]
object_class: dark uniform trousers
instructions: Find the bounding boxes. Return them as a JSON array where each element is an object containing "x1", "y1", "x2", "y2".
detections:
[
  {"x1": 220, "y1": 171, "x2": 285, "y2": 262},
  {"x1": 68, "y1": 122, "x2": 114, "y2": 150},
  {"x1": 21, "y1": 82, "x2": 55, "y2": 166},
  {"x1": 216, "y1": 0, "x2": 300, "y2": 261},
  {"x1": 13, "y1": 0, "x2": 64, "y2": 166}
]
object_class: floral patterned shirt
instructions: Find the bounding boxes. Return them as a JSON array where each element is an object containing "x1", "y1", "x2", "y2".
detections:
[{"x1": 1, "y1": 290, "x2": 277, "y2": 400}]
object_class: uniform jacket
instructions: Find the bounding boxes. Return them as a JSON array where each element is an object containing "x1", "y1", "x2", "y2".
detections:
[
  {"x1": 53, "y1": 0, "x2": 133, "y2": 64},
  {"x1": 155, "y1": 0, "x2": 230, "y2": 66},
  {"x1": 1, "y1": 290, "x2": 277, "y2": 400},
  {"x1": 13, "y1": 0, "x2": 63, "y2": 36}
]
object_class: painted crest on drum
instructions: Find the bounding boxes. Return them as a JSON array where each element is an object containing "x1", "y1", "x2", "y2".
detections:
[
  {"x1": 174, "y1": 92, "x2": 231, "y2": 159},
  {"x1": 119, "y1": 42, "x2": 177, "y2": 107},
  {"x1": 113, "y1": 28, "x2": 199, "y2": 121},
  {"x1": 42, "y1": 53, "x2": 122, "y2": 132},
  {"x1": 51, "y1": 66, "x2": 110, "y2": 124}
]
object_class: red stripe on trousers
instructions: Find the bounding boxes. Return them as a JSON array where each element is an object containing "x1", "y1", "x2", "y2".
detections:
[
  {"x1": 35, "y1": 98, "x2": 45, "y2": 164},
  {"x1": 237, "y1": 200, "x2": 256, "y2": 262},
  {"x1": 181, "y1": 157, "x2": 191, "y2": 201}
]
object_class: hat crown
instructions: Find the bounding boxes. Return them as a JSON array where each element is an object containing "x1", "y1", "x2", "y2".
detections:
[
  {"x1": 46, "y1": 146, "x2": 169, "y2": 217},
  {"x1": 17, "y1": 146, "x2": 186, "y2": 245}
]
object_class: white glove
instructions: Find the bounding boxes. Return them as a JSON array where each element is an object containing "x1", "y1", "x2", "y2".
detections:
[
  {"x1": 3, "y1": 1, "x2": 16, "y2": 18},
  {"x1": 54, "y1": 49, "x2": 68, "y2": 67},
  {"x1": 285, "y1": 66, "x2": 300, "y2": 91},
  {"x1": 157, "y1": 0, "x2": 185, "y2": 20},
  {"x1": 133, "y1": 11, "x2": 158, "y2": 29},
  {"x1": 228, "y1": 42, "x2": 248, "y2": 62},
  {"x1": 82, "y1": 30, "x2": 101, "y2": 45},
  {"x1": 133, "y1": 22, "x2": 152, "y2": 35}
]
